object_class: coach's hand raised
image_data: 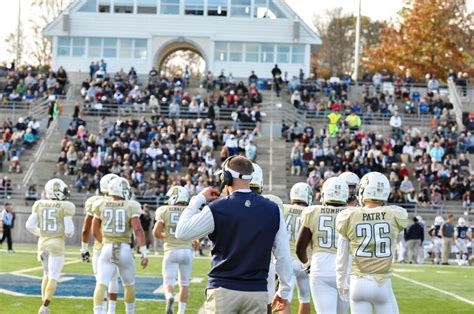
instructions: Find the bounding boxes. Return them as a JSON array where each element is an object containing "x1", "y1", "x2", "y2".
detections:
[{"x1": 201, "y1": 187, "x2": 221, "y2": 202}]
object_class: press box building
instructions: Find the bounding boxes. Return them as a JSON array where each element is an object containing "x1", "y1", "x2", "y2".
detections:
[{"x1": 44, "y1": 0, "x2": 320, "y2": 79}]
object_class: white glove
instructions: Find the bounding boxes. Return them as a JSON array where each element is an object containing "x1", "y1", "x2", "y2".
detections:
[
  {"x1": 0, "y1": 232, "x2": 3, "y2": 239},
  {"x1": 337, "y1": 281, "x2": 350, "y2": 302}
]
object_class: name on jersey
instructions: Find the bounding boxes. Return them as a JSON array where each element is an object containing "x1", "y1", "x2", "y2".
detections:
[
  {"x1": 288, "y1": 208, "x2": 303, "y2": 214},
  {"x1": 363, "y1": 212, "x2": 386, "y2": 221},
  {"x1": 320, "y1": 207, "x2": 344, "y2": 214},
  {"x1": 105, "y1": 201, "x2": 124, "y2": 207}
]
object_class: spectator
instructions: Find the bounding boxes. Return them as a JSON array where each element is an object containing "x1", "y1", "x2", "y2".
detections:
[
  {"x1": 429, "y1": 142, "x2": 445, "y2": 162},
  {"x1": 9, "y1": 156, "x2": 20, "y2": 173},
  {"x1": 390, "y1": 111, "x2": 402, "y2": 133},
  {"x1": 245, "y1": 140, "x2": 257, "y2": 162},
  {"x1": 0, "y1": 203, "x2": 15, "y2": 253},
  {"x1": 0, "y1": 176, "x2": 12, "y2": 199},
  {"x1": 404, "y1": 217, "x2": 424, "y2": 264},
  {"x1": 271, "y1": 64, "x2": 282, "y2": 97},
  {"x1": 345, "y1": 110, "x2": 362, "y2": 131},
  {"x1": 140, "y1": 205, "x2": 153, "y2": 249},
  {"x1": 441, "y1": 215, "x2": 455, "y2": 265}
]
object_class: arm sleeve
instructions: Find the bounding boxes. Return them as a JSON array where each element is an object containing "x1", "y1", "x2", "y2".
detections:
[
  {"x1": 25, "y1": 213, "x2": 41, "y2": 237},
  {"x1": 273, "y1": 208, "x2": 293, "y2": 300},
  {"x1": 335, "y1": 235, "x2": 350, "y2": 289},
  {"x1": 64, "y1": 216, "x2": 75, "y2": 238},
  {"x1": 175, "y1": 194, "x2": 214, "y2": 241}
]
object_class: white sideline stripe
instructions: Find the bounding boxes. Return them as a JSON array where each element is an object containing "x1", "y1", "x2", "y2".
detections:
[
  {"x1": 0, "y1": 289, "x2": 26, "y2": 297},
  {"x1": 12, "y1": 259, "x2": 82, "y2": 274},
  {"x1": 1, "y1": 249, "x2": 211, "y2": 259},
  {"x1": 393, "y1": 273, "x2": 474, "y2": 306}
]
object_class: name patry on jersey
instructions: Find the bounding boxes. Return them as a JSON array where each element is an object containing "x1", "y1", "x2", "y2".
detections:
[
  {"x1": 336, "y1": 205, "x2": 408, "y2": 283},
  {"x1": 32, "y1": 199, "x2": 76, "y2": 258}
]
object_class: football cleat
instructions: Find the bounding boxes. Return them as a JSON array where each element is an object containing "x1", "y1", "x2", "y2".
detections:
[{"x1": 166, "y1": 296, "x2": 175, "y2": 314}]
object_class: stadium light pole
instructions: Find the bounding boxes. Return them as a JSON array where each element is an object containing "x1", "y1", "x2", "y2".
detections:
[
  {"x1": 16, "y1": 0, "x2": 22, "y2": 68},
  {"x1": 353, "y1": 0, "x2": 362, "y2": 84}
]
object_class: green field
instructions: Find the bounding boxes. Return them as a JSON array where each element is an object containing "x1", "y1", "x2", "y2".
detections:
[{"x1": 0, "y1": 245, "x2": 473, "y2": 313}]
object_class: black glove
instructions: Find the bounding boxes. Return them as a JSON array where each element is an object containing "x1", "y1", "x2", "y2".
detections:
[{"x1": 81, "y1": 251, "x2": 90, "y2": 263}]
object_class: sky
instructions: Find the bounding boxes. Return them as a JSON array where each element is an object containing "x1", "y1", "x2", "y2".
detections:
[{"x1": 0, "y1": 0, "x2": 472, "y2": 65}]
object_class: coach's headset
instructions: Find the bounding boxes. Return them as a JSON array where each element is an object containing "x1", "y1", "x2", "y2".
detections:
[{"x1": 219, "y1": 156, "x2": 253, "y2": 192}]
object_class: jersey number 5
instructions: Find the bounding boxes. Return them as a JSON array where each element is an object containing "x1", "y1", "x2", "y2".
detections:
[
  {"x1": 103, "y1": 208, "x2": 126, "y2": 233},
  {"x1": 168, "y1": 212, "x2": 180, "y2": 235},
  {"x1": 318, "y1": 215, "x2": 336, "y2": 248},
  {"x1": 355, "y1": 223, "x2": 391, "y2": 258}
]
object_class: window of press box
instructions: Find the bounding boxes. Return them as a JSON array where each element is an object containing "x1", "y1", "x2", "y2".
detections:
[
  {"x1": 137, "y1": 0, "x2": 157, "y2": 14},
  {"x1": 78, "y1": 0, "x2": 97, "y2": 12},
  {"x1": 231, "y1": 0, "x2": 251, "y2": 17},
  {"x1": 161, "y1": 0, "x2": 180, "y2": 15},
  {"x1": 185, "y1": 0, "x2": 204, "y2": 16},
  {"x1": 114, "y1": 0, "x2": 134, "y2": 13},
  {"x1": 208, "y1": 0, "x2": 227, "y2": 16},
  {"x1": 98, "y1": 0, "x2": 111, "y2": 12}
]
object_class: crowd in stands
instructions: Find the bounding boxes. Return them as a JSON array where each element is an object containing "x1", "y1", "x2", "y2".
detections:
[
  {"x1": 81, "y1": 65, "x2": 263, "y2": 133},
  {"x1": 0, "y1": 115, "x2": 42, "y2": 174},
  {"x1": 0, "y1": 66, "x2": 68, "y2": 104},
  {"x1": 288, "y1": 114, "x2": 473, "y2": 211},
  {"x1": 59, "y1": 111, "x2": 257, "y2": 207}
]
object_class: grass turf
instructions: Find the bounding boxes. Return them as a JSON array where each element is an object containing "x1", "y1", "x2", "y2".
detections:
[{"x1": 1, "y1": 245, "x2": 473, "y2": 313}]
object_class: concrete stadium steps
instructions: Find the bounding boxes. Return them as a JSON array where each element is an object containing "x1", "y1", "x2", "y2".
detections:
[{"x1": 253, "y1": 136, "x2": 288, "y2": 201}]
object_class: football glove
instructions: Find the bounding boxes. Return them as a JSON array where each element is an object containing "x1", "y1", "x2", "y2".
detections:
[{"x1": 81, "y1": 251, "x2": 90, "y2": 262}]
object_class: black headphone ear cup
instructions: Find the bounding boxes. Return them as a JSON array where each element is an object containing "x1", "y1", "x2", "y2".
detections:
[{"x1": 223, "y1": 170, "x2": 233, "y2": 187}]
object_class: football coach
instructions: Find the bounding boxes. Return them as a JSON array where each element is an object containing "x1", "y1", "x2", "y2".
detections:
[{"x1": 176, "y1": 155, "x2": 293, "y2": 313}]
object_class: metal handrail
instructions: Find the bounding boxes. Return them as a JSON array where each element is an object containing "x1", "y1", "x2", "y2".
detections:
[{"x1": 2, "y1": 190, "x2": 466, "y2": 215}]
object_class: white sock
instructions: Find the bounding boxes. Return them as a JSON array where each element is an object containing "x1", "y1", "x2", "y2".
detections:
[
  {"x1": 165, "y1": 292, "x2": 173, "y2": 300},
  {"x1": 94, "y1": 306, "x2": 104, "y2": 314},
  {"x1": 178, "y1": 302, "x2": 186, "y2": 314},
  {"x1": 125, "y1": 302, "x2": 135, "y2": 314},
  {"x1": 102, "y1": 302, "x2": 108, "y2": 312},
  {"x1": 107, "y1": 300, "x2": 116, "y2": 314}
]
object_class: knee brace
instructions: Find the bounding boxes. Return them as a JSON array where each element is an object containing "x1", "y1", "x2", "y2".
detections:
[
  {"x1": 94, "y1": 284, "x2": 107, "y2": 307},
  {"x1": 44, "y1": 279, "x2": 57, "y2": 301},
  {"x1": 124, "y1": 284, "x2": 136, "y2": 304}
]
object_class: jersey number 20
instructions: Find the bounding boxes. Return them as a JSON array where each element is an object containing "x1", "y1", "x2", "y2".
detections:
[
  {"x1": 103, "y1": 208, "x2": 126, "y2": 233},
  {"x1": 355, "y1": 223, "x2": 391, "y2": 258}
]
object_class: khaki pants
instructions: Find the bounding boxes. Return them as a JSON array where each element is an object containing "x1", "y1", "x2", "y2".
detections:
[
  {"x1": 205, "y1": 287, "x2": 267, "y2": 314},
  {"x1": 441, "y1": 238, "x2": 453, "y2": 264},
  {"x1": 406, "y1": 239, "x2": 421, "y2": 263}
]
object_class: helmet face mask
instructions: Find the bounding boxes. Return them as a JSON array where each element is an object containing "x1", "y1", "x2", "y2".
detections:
[
  {"x1": 290, "y1": 182, "x2": 313, "y2": 206},
  {"x1": 339, "y1": 172, "x2": 360, "y2": 202}
]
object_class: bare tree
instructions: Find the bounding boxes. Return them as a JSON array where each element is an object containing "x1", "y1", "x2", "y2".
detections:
[
  {"x1": 29, "y1": 0, "x2": 72, "y2": 66},
  {"x1": 5, "y1": 32, "x2": 26, "y2": 66}
]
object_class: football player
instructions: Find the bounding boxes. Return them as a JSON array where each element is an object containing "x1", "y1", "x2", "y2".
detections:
[
  {"x1": 25, "y1": 179, "x2": 75, "y2": 314},
  {"x1": 429, "y1": 216, "x2": 444, "y2": 264},
  {"x1": 336, "y1": 172, "x2": 408, "y2": 314},
  {"x1": 283, "y1": 182, "x2": 313, "y2": 314},
  {"x1": 338, "y1": 172, "x2": 360, "y2": 206},
  {"x1": 416, "y1": 216, "x2": 425, "y2": 264},
  {"x1": 92, "y1": 177, "x2": 148, "y2": 314},
  {"x1": 249, "y1": 163, "x2": 287, "y2": 314},
  {"x1": 153, "y1": 186, "x2": 193, "y2": 314},
  {"x1": 455, "y1": 217, "x2": 470, "y2": 266},
  {"x1": 296, "y1": 177, "x2": 350, "y2": 314},
  {"x1": 81, "y1": 173, "x2": 120, "y2": 314}
]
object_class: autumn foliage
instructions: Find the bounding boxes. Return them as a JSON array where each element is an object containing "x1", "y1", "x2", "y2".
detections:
[{"x1": 362, "y1": 0, "x2": 473, "y2": 81}]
